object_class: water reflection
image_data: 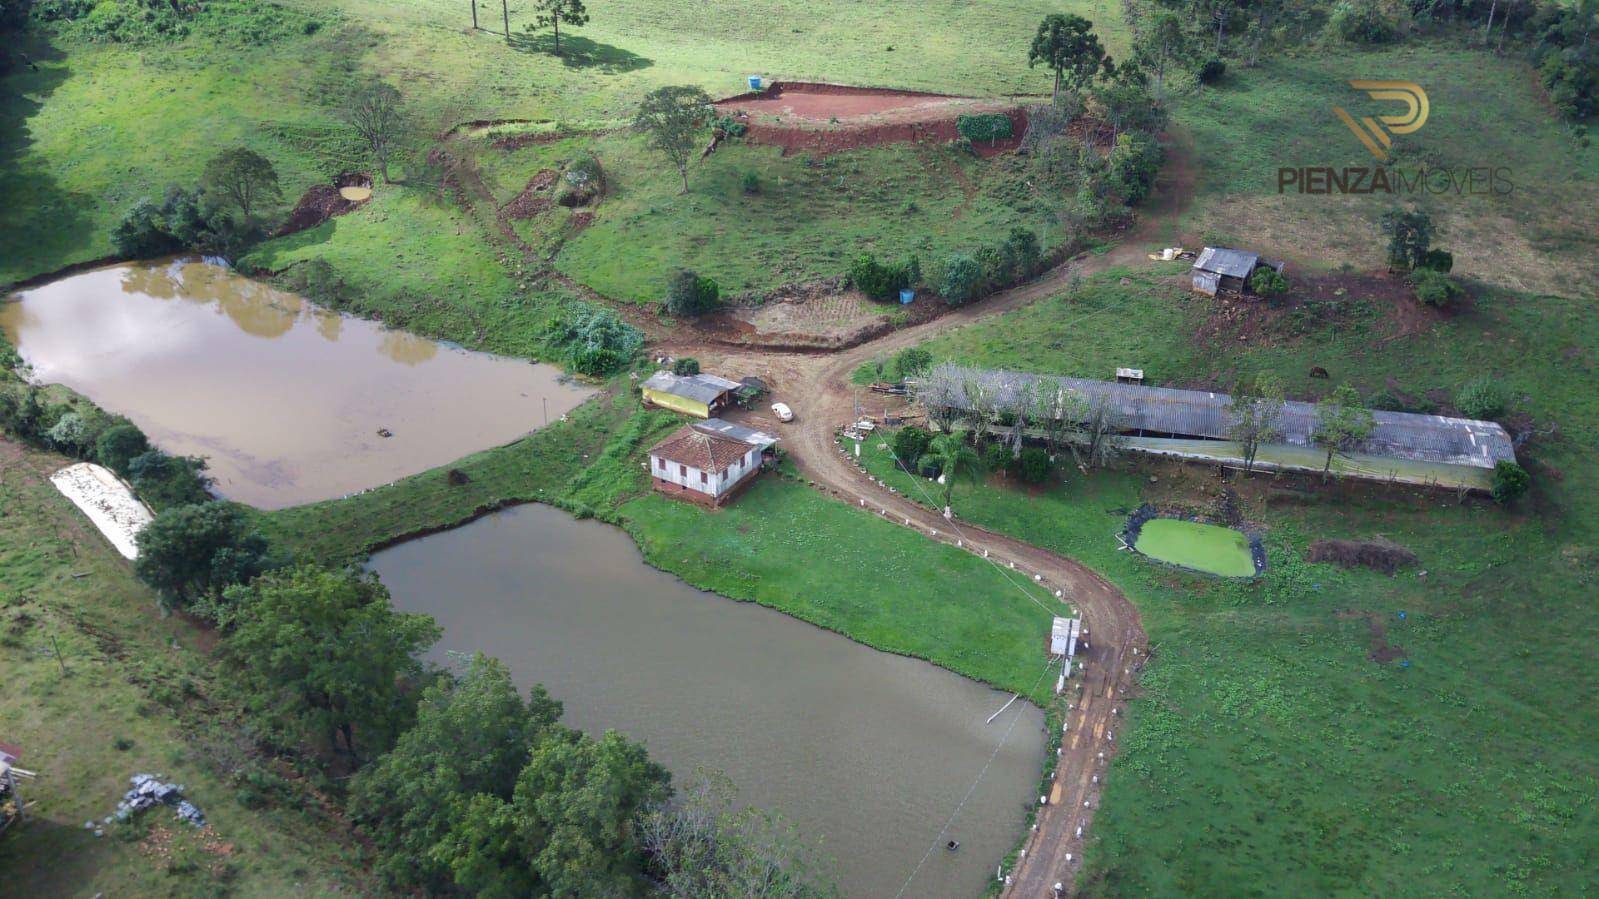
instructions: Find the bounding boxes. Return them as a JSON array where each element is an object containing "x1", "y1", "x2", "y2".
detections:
[{"x1": 4, "y1": 258, "x2": 594, "y2": 509}]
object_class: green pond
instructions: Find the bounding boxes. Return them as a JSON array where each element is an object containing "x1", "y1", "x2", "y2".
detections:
[{"x1": 1134, "y1": 518, "x2": 1257, "y2": 577}]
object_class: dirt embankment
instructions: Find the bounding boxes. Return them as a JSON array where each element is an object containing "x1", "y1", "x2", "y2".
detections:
[
  {"x1": 276, "y1": 173, "x2": 373, "y2": 237},
  {"x1": 715, "y1": 81, "x2": 1028, "y2": 157}
]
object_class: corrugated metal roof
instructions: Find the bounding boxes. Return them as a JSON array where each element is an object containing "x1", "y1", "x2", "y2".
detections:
[
  {"x1": 694, "y1": 418, "x2": 777, "y2": 448},
  {"x1": 925, "y1": 365, "x2": 1516, "y2": 470},
  {"x1": 1193, "y1": 247, "x2": 1261, "y2": 278},
  {"x1": 641, "y1": 371, "x2": 738, "y2": 405}
]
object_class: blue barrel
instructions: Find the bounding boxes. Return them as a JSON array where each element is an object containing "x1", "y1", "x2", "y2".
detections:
[
  {"x1": 748, "y1": 76, "x2": 762, "y2": 90},
  {"x1": 899, "y1": 288, "x2": 915, "y2": 304}
]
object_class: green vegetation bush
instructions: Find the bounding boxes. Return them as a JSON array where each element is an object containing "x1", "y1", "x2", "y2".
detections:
[
  {"x1": 1196, "y1": 58, "x2": 1226, "y2": 84},
  {"x1": 847, "y1": 253, "x2": 920, "y2": 302},
  {"x1": 1491, "y1": 460, "x2": 1530, "y2": 504},
  {"x1": 740, "y1": 170, "x2": 760, "y2": 194},
  {"x1": 894, "y1": 347, "x2": 933, "y2": 379},
  {"x1": 128, "y1": 450, "x2": 213, "y2": 509},
  {"x1": 33, "y1": 0, "x2": 317, "y2": 45},
  {"x1": 956, "y1": 113, "x2": 1014, "y2": 145},
  {"x1": 982, "y1": 440, "x2": 1010, "y2": 473},
  {"x1": 1017, "y1": 446, "x2": 1052, "y2": 483},
  {"x1": 891, "y1": 426, "x2": 934, "y2": 466},
  {"x1": 671, "y1": 357, "x2": 700, "y2": 376},
  {"x1": 541, "y1": 304, "x2": 644, "y2": 376},
  {"x1": 1106, "y1": 132, "x2": 1162, "y2": 204},
  {"x1": 664, "y1": 268, "x2": 721, "y2": 317},
  {"x1": 1328, "y1": 0, "x2": 1408, "y2": 44},
  {"x1": 1411, "y1": 267, "x2": 1462, "y2": 307},
  {"x1": 1455, "y1": 376, "x2": 1507, "y2": 421},
  {"x1": 1249, "y1": 266, "x2": 1289, "y2": 297},
  {"x1": 939, "y1": 253, "x2": 983, "y2": 305},
  {"x1": 1420, "y1": 248, "x2": 1453, "y2": 273},
  {"x1": 134, "y1": 501, "x2": 272, "y2": 611},
  {"x1": 95, "y1": 422, "x2": 149, "y2": 474},
  {"x1": 112, "y1": 186, "x2": 256, "y2": 260}
]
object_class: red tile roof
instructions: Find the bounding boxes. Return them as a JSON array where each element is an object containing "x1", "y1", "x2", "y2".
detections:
[{"x1": 648, "y1": 426, "x2": 754, "y2": 473}]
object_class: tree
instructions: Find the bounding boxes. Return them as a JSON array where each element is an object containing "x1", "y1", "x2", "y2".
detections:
[
  {"x1": 343, "y1": 82, "x2": 405, "y2": 182},
  {"x1": 439, "y1": 728, "x2": 671, "y2": 896},
  {"x1": 1135, "y1": 10, "x2": 1188, "y2": 95},
  {"x1": 1249, "y1": 266, "x2": 1289, "y2": 298},
  {"x1": 891, "y1": 426, "x2": 934, "y2": 467},
  {"x1": 134, "y1": 502, "x2": 270, "y2": 609},
  {"x1": 201, "y1": 147, "x2": 281, "y2": 222},
  {"x1": 533, "y1": 0, "x2": 588, "y2": 55},
  {"x1": 1028, "y1": 14, "x2": 1111, "y2": 104},
  {"x1": 1072, "y1": 397, "x2": 1123, "y2": 469},
  {"x1": 128, "y1": 450, "x2": 213, "y2": 509},
  {"x1": 1227, "y1": 372, "x2": 1285, "y2": 472},
  {"x1": 927, "y1": 431, "x2": 982, "y2": 517},
  {"x1": 894, "y1": 347, "x2": 933, "y2": 379},
  {"x1": 671, "y1": 357, "x2": 701, "y2": 376},
  {"x1": 665, "y1": 268, "x2": 720, "y2": 317},
  {"x1": 95, "y1": 422, "x2": 149, "y2": 475},
  {"x1": 220, "y1": 566, "x2": 441, "y2": 763},
  {"x1": 939, "y1": 253, "x2": 983, "y2": 304},
  {"x1": 1380, "y1": 208, "x2": 1434, "y2": 271},
  {"x1": 350, "y1": 653, "x2": 562, "y2": 892},
  {"x1": 640, "y1": 770, "x2": 838, "y2": 898},
  {"x1": 634, "y1": 85, "x2": 713, "y2": 194},
  {"x1": 1312, "y1": 384, "x2": 1375, "y2": 481}
]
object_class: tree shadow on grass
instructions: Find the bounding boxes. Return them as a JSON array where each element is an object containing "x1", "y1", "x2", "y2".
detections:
[
  {"x1": 507, "y1": 33, "x2": 652, "y2": 74},
  {"x1": 1, "y1": 36, "x2": 95, "y2": 287}
]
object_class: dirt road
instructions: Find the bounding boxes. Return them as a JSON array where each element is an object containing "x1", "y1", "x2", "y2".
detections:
[{"x1": 649, "y1": 142, "x2": 1190, "y2": 891}]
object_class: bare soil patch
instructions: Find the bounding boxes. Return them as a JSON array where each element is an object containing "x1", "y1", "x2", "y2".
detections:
[
  {"x1": 715, "y1": 82, "x2": 1025, "y2": 157},
  {"x1": 276, "y1": 172, "x2": 372, "y2": 237},
  {"x1": 1193, "y1": 271, "x2": 1441, "y2": 353},
  {"x1": 1336, "y1": 609, "x2": 1408, "y2": 665},
  {"x1": 502, "y1": 169, "x2": 559, "y2": 220},
  {"x1": 1309, "y1": 538, "x2": 1418, "y2": 575}
]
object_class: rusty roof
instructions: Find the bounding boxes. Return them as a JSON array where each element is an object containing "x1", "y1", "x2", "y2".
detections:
[{"x1": 648, "y1": 426, "x2": 757, "y2": 472}]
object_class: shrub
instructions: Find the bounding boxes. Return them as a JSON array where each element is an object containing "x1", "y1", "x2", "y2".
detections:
[
  {"x1": 1491, "y1": 461, "x2": 1530, "y2": 505},
  {"x1": 893, "y1": 347, "x2": 933, "y2": 379},
  {"x1": 129, "y1": 450, "x2": 214, "y2": 509},
  {"x1": 1455, "y1": 376, "x2": 1506, "y2": 421},
  {"x1": 939, "y1": 254, "x2": 983, "y2": 305},
  {"x1": 541, "y1": 304, "x2": 644, "y2": 376},
  {"x1": 664, "y1": 269, "x2": 720, "y2": 317},
  {"x1": 1411, "y1": 267, "x2": 1461, "y2": 308},
  {"x1": 1001, "y1": 227, "x2": 1042, "y2": 280},
  {"x1": 1328, "y1": 0, "x2": 1406, "y2": 44},
  {"x1": 1249, "y1": 266, "x2": 1289, "y2": 297},
  {"x1": 671, "y1": 357, "x2": 700, "y2": 376},
  {"x1": 956, "y1": 113, "x2": 1014, "y2": 145},
  {"x1": 914, "y1": 454, "x2": 941, "y2": 479},
  {"x1": 1017, "y1": 447, "x2": 1051, "y2": 483},
  {"x1": 741, "y1": 170, "x2": 760, "y2": 194},
  {"x1": 112, "y1": 199, "x2": 181, "y2": 257},
  {"x1": 982, "y1": 441, "x2": 1010, "y2": 473},
  {"x1": 1196, "y1": 58, "x2": 1226, "y2": 85},
  {"x1": 848, "y1": 254, "x2": 919, "y2": 302},
  {"x1": 46, "y1": 413, "x2": 93, "y2": 456},
  {"x1": 891, "y1": 427, "x2": 933, "y2": 465},
  {"x1": 95, "y1": 423, "x2": 150, "y2": 475},
  {"x1": 1419, "y1": 249, "x2": 1453, "y2": 273},
  {"x1": 1106, "y1": 132, "x2": 1162, "y2": 204}
]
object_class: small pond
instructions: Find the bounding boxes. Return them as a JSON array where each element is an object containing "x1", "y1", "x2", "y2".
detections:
[
  {"x1": 2, "y1": 258, "x2": 593, "y2": 509},
  {"x1": 1132, "y1": 517, "x2": 1260, "y2": 578},
  {"x1": 369, "y1": 502, "x2": 1046, "y2": 899}
]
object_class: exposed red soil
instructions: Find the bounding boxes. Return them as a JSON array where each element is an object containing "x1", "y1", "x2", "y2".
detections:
[
  {"x1": 1193, "y1": 271, "x2": 1443, "y2": 353},
  {"x1": 1336, "y1": 609, "x2": 1408, "y2": 664},
  {"x1": 502, "y1": 169, "x2": 558, "y2": 220},
  {"x1": 276, "y1": 172, "x2": 373, "y2": 237},
  {"x1": 715, "y1": 81, "x2": 1026, "y2": 157},
  {"x1": 493, "y1": 130, "x2": 570, "y2": 151}
]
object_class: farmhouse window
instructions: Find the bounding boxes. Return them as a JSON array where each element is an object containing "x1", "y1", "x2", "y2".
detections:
[
  {"x1": 700, "y1": 471, "x2": 708, "y2": 484},
  {"x1": 680, "y1": 464, "x2": 687, "y2": 477}
]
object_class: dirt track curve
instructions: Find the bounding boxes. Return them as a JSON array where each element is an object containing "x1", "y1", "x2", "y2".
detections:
[{"x1": 653, "y1": 139, "x2": 1192, "y2": 896}]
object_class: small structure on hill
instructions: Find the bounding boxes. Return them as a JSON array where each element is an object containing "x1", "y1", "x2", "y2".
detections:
[
  {"x1": 0, "y1": 742, "x2": 34, "y2": 834},
  {"x1": 1191, "y1": 247, "x2": 1284, "y2": 296},
  {"x1": 640, "y1": 370, "x2": 743, "y2": 418},
  {"x1": 647, "y1": 419, "x2": 772, "y2": 507}
]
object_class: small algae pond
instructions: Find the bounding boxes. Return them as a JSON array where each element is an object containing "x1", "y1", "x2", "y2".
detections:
[
  {"x1": 370, "y1": 503, "x2": 1046, "y2": 899},
  {"x1": 1133, "y1": 518, "x2": 1260, "y2": 578},
  {"x1": 2, "y1": 258, "x2": 592, "y2": 509}
]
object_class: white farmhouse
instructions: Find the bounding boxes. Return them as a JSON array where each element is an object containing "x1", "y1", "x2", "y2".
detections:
[{"x1": 647, "y1": 420, "x2": 772, "y2": 507}]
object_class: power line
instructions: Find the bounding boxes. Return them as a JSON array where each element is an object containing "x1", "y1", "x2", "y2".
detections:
[{"x1": 892, "y1": 659, "x2": 1056, "y2": 899}]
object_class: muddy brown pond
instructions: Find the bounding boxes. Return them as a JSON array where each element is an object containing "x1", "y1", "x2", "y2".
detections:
[
  {"x1": 1, "y1": 258, "x2": 593, "y2": 509},
  {"x1": 370, "y1": 503, "x2": 1046, "y2": 899}
]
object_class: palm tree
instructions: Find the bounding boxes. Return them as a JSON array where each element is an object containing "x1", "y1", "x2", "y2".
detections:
[{"x1": 928, "y1": 431, "x2": 983, "y2": 518}]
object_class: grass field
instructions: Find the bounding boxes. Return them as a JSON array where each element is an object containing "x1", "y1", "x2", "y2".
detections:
[
  {"x1": 0, "y1": 441, "x2": 361, "y2": 895},
  {"x1": 1173, "y1": 44, "x2": 1599, "y2": 297},
  {"x1": 1, "y1": 0, "x2": 1123, "y2": 288},
  {"x1": 1132, "y1": 518, "x2": 1256, "y2": 577}
]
